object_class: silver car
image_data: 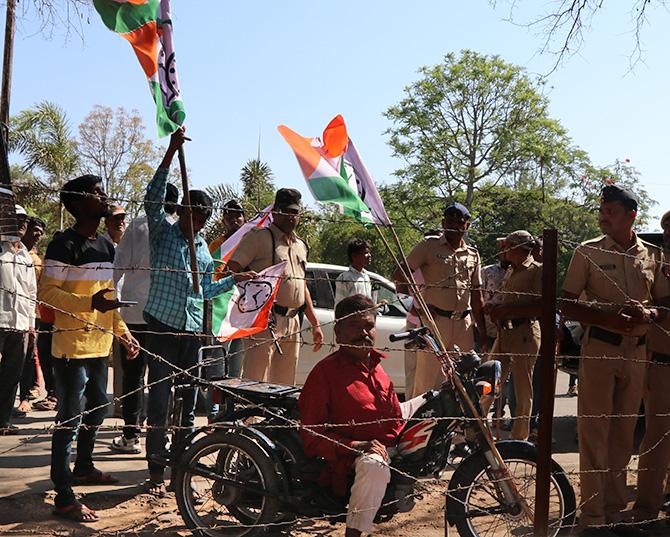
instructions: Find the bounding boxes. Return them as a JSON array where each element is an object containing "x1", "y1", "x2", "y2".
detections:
[{"x1": 296, "y1": 263, "x2": 409, "y2": 393}]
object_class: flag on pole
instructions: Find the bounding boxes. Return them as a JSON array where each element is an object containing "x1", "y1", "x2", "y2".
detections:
[
  {"x1": 212, "y1": 262, "x2": 287, "y2": 341},
  {"x1": 277, "y1": 115, "x2": 392, "y2": 225},
  {"x1": 210, "y1": 205, "x2": 273, "y2": 267},
  {"x1": 93, "y1": 0, "x2": 186, "y2": 137}
]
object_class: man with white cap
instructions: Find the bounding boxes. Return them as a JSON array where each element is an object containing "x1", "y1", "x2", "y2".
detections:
[
  {"x1": 104, "y1": 205, "x2": 127, "y2": 246},
  {"x1": 0, "y1": 205, "x2": 37, "y2": 434}
]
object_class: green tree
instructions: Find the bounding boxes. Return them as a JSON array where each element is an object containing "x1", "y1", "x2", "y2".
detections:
[
  {"x1": 77, "y1": 105, "x2": 159, "y2": 218},
  {"x1": 240, "y1": 158, "x2": 275, "y2": 210},
  {"x1": 203, "y1": 183, "x2": 242, "y2": 243},
  {"x1": 385, "y1": 50, "x2": 575, "y2": 208}
]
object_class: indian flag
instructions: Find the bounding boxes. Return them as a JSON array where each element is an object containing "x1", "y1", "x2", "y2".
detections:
[
  {"x1": 94, "y1": 0, "x2": 186, "y2": 137},
  {"x1": 278, "y1": 115, "x2": 391, "y2": 225},
  {"x1": 212, "y1": 262, "x2": 287, "y2": 341},
  {"x1": 210, "y1": 205, "x2": 273, "y2": 267}
]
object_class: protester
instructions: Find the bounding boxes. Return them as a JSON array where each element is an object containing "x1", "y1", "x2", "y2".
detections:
[
  {"x1": 299, "y1": 294, "x2": 404, "y2": 537},
  {"x1": 562, "y1": 185, "x2": 670, "y2": 536},
  {"x1": 103, "y1": 205, "x2": 127, "y2": 246},
  {"x1": 109, "y1": 183, "x2": 179, "y2": 454},
  {"x1": 393, "y1": 202, "x2": 487, "y2": 396},
  {"x1": 633, "y1": 209, "x2": 670, "y2": 528},
  {"x1": 142, "y1": 128, "x2": 256, "y2": 496},
  {"x1": 227, "y1": 188, "x2": 324, "y2": 385},
  {"x1": 39, "y1": 176, "x2": 139, "y2": 521},
  {"x1": 485, "y1": 230, "x2": 542, "y2": 441},
  {"x1": 335, "y1": 238, "x2": 373, "y2": 304},
  {"x1": 16, "y1": 216, "x2": 46, "y2": 414},
  {"x1": 0, "y1": 205, "x2": 36, "y2": 434}
]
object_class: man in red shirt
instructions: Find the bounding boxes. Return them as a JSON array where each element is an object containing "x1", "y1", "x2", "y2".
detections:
[{"x1": 299, "y1": 294, "x2": 405, "y2": 536}]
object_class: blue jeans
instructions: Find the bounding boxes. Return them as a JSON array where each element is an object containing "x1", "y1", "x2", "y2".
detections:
[
  {"x1": 145, "y1": 316, "x2": 202, "y2": 476},
  {"x1": 205, "y1": 338, "x2": 244, "y2": 420},
  {"x1": 51, "y1": 357, "x2": 109, "y2": 507}
]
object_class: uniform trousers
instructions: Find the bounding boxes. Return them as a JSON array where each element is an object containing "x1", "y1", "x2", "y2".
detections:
[
  {"x1": 412, "y1": 315, "x2": 474, "y2": 395},
  {"x1": 492, "y1": 321, "x2": 540, "y2": 441},
  {"x1": 634, "y1": 360, "x2": 670, "y2": 521},
  {"x1": 243, "y1": 314, "x2": 300, "y2": 385},
  {"x1": 578, "y1": 331, "x2": 647, "y2": 527}
]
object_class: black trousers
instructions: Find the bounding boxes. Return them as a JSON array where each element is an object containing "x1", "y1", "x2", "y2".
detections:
[{"x1": 119, "y1": 324, "x2": 148, "y2": 439}]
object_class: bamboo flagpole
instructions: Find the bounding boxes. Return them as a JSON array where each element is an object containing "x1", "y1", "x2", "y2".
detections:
[{"x1": 177, "y1": 145, "x2": 200, "y2": 294}]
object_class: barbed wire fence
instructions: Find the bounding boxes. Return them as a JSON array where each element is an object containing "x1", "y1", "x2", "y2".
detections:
[{"x1": 0, "y1": 194, "x2": 668, "y2": 537}]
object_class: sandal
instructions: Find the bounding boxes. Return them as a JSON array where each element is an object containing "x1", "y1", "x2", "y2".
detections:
[
  {"x1": 53, "y1": 502, "x2": 99, "y2": 522},
  {"x1": 72, "y1": 469, "x2": 119, "y2": 485},
  {"x1": 33, "y1": 397, "x2": 57, "y2": 411},
  {"x1": 144, "y1": 479, "x2": 167, "y2": 498}
]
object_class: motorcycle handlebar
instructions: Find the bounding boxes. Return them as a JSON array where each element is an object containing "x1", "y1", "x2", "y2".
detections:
[{"x1": 389, "y1": 326, "x2": 429, "y2": 342}]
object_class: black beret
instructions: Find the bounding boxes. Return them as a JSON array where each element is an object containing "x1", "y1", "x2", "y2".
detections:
[{"x1": 600, "y1": 184, "x2": 638, "y2": 210}]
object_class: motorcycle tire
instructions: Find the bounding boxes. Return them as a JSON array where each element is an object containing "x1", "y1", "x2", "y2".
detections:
[
  {"x1": 447, "y1": 441, "x2": 576, "y2": 537},
  {"x1": 174, "y1": 431, "x2": 282, "y2": 537}
]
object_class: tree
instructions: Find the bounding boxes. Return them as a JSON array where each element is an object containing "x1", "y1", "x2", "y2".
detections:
[
  {"x1": 77, "y1": 105, "x2": 159, "y2": 218},
  {"x1": 9, "y1": 100, "x2": 79, "y2": 182},
  {"x1": 203, "y1": 183, "x2": 242, "y2": 243},
  {"x1": 239, "y1": 158, "x2": 275, "y2": 210},
  {"x1": 493, "y1": 1, "x2": 666, "y2": 69},
  {"x1": 385, "y1": 50, "x2": 573, "y2": 208}
]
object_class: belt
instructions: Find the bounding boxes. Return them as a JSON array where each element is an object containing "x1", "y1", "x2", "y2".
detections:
[
  {"x1": 589, "y1": 326, "x2": 646, "y2": 347},
  {"x1": 427, "y1": 305, "x2": 471, "y2": 320},
  {"x1": 651, "y1": 351, "x2": 670, "y2": 365},
  {"x1": 499, "y1": 318, "x2": 536, "y2": 330},
  {"x1": 272, "y1": 304, "x2": 305, "y2": 318}
]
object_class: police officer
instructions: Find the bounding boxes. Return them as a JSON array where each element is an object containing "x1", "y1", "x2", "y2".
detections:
[
  {"x1": 562, "y1": 185, "x2": 670, "y2": 536},
  {"x1": 393, "y1": 202, "x2": 487, "y2": 396},
  {"x1": 227, "y1": 188, "x2": 324, "y2": 384},
  {"x1": 486, "y1": 230, "x2": 542, "y2": 441},
  {"x1": 634, "y1": 209, "x2": 670, "y2": 525}
]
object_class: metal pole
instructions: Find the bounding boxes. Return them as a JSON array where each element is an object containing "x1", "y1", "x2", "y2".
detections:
[
  {"x1": 177, "y1": 145, "x2": 200, "y2": 294},
  {"x1": 533, "y1": 228, "x2": 558, "y2": 537}
]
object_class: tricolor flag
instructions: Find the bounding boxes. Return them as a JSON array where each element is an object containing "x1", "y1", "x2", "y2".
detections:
[
  {"x1": 278, "y1": 115, "x2": 391, "y2": 225},
  {"x1": 94, "y1": 0, "x2": 186, "y2": 137},
  {"x1": 211, "y1": 205, "x2": 273, "y2": 268},
  {"x1": 212, "y1": 262, "x2": 287, "y2": 341}
]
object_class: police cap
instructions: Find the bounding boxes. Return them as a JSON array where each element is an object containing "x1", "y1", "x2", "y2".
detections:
[
  {"x1": 274, "y1": 188, "x2": 302, "y2": 211},
  {"x1": 661, "y1": 210, "x2": 670, "y2": 229},
  {"x1": 600, "y1": 184, "x2": 638, "y2": 211},
  {"x1": 223, "y1": 199, "x2": 244, "y2": 215},
  {"x1": 505, "y1": 230, "x2": 535, "y2": 251},
  {"x1": 443, "y1": 202, "x2": 471, "y2": 219}
]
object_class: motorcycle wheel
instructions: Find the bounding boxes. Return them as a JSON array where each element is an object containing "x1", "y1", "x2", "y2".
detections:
[
  {"x1": 174, "y1": 431, "x2": 282, "y2": 537},
  {"x1": 448, "y1": 441, "x2": 576, "y2": 537}
]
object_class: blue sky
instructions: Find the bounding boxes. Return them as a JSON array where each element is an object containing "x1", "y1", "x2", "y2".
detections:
[{"x1": 7, "y1": 1, "x2": 669, "y2": 230}]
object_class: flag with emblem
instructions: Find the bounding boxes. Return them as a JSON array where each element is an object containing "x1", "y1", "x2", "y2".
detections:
[
  {"x1": 210, "y1": 205, "x2": 273, "y2": 268},
  {"x1": 212, "y1": 261, "x2": 287, "y2": 341},
  {"x1": 93, "y1": 0, "x2": 186, "y2": 137},
  {"x1": 278, "y1": 115, "x2": 391, "y2": 225}
]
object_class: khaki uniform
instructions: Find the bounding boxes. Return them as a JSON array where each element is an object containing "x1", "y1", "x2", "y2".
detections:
[
  {"x1": 230, "y1": 224, "x2": 308, "y2": 384},
  {"x1": 492, "y1": 256, "x2": 542, "y2": 441},
  {"x1": 406, "y1": 235, "x2": 481, "y2": 395},
  {"x1": 635, "y1": 259, "x2": 670, "y2": 521},
  {"x1": 563, "y1": 234, "x2": 668, "y2": 527}
]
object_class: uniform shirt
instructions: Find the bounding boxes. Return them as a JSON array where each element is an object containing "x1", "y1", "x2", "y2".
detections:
[
  {"x1": 0, "y1": 241, "x2": 36, "y2": 331},
  {"x1": 230, "y1": 223, "x2": 307, "y2": 309},
  {"x1": 563, "y1": 234, "x2": 670, "y2": 337},
  {"x1": 334, "y1": 266, "x2": 372, "y2": 305},
  {"x1": 39, "y1": 228, "x2": 127, "y2": 359},
  {"x1": 143, "y1": 168, "x2": 235, "y2": 331},
  {"x1": 298, "y1": 348, "x2": 403, "y2": 496},
  {"x1": 114, "y1": 213, "x2": 177, "y2": 325},
  {"x1": 647, "y1": 251, "x2": 670, "y2": 355},
  {"x1": 482, "y1": 263, "x2": 507, "y2": 338},
  {"x1": 499, "y1": 256, "x2": 542, "y2": 308},
  {"x1": 405, "y1": 234, "x2": 482, "y2": 312}
]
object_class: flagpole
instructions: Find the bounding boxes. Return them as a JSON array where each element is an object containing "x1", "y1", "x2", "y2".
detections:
[{"x1": 177, "y1": 145, "x2": 200, "y2": 294}]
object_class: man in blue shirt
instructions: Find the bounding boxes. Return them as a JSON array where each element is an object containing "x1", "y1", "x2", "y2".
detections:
[{"x1": 143, "y1": 128, "x2": 255, "y2": 495}]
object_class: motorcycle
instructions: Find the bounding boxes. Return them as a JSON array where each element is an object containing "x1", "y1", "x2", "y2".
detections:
[{"x1": 172, "y1": 327, "x2": 576, "y2": 536}]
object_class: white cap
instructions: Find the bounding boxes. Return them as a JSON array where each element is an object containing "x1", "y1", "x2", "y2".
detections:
[{"x1": 14, "y1": 204, "x2": 27, "y2": 216}]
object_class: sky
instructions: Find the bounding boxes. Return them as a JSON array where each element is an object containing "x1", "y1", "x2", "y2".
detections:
[{"x1": 5, "y1": 1, "x2": 670, "y2": 230}]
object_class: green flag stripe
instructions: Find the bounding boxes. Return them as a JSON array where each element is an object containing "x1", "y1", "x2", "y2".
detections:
[
  {"x1": 211, "y1": 288, "x2": 235, "y2": 334},
  {"x1": 149, "y1": 81, "x2": 185, "y2": 137},
  {"x1": 93, "y1": 0, "x2": 159, "y2": 34},
  {"x1": 309, "y1": 176, "x2": 371, "y2": 214}
]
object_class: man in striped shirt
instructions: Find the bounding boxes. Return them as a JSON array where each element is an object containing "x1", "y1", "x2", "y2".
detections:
[{"x1": 39, "y1": 175, "x2": 139, "y2": 522}]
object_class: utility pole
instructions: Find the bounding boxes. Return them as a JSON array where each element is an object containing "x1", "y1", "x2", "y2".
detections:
[{"x1": 0, "y1": 0, "x2": 16, "y2": 186}]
